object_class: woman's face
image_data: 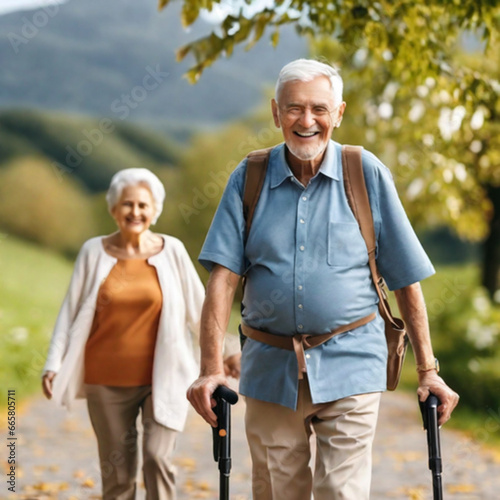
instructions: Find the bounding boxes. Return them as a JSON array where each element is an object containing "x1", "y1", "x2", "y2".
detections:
[{"x1": 111, "y1": 184, "x2": 156, "y2": 236}]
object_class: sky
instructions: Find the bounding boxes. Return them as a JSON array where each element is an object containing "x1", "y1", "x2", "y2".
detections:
[{"x1": 0, "y1": 0, "x2": 67, "y2": 16}]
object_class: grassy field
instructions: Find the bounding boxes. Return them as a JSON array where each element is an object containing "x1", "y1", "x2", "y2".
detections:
[{"x1": 0, "y1": 234, "x2": 73, "y2": 404}]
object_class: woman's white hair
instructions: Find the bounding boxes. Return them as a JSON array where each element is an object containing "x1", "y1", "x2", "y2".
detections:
[
  {"x1": 275, "y1": 59, "x2": 344, "y2": 106},
  {"x1": 106, "y1": 168, "x2": 165, "y2": 225}
]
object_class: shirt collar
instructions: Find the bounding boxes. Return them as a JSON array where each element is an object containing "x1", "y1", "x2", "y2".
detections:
[
  {"x1": 270, "y1": 140, "x2": 340, "y2": 189},
  {"x1": 318, "y1": 140, "x2": 340, "y2": 181},
  {"x1": 269, "y1": 144, "x2": 293, "y2": 189}
]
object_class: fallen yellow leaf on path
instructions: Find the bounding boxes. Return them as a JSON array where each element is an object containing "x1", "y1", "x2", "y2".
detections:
[
  {"x1": 197, "y1": 481, "x2": 211, "y2": 491},
  {"x1": 394, "y1": 486, "x2": 426, "y2": 499},
  {"x1": 176, "y1": 456, "x2": 197, "y2": 471},
  {"x1": 182, "y1": 477, "x2": 215, "y2": 495},
  {"x1": 58, "y1": 481, "x2": 69, "y2": 491},
  {"x1": 33, "y1": 481, "x2": 51, "y2": 491},
  {"x1": 447, "y1": 483, "x2": 476, "y2": 493},
  {"x1": 407, "y1": 488, "x2": 425, "y2": 500},
  {"x1": 81, "y1": 477, "x2": 95, "y2": 488}
]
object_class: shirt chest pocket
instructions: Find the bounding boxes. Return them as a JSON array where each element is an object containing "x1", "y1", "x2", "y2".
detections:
[{"x1": 327, "y1": 222, "x2": 369, "y2": 267}]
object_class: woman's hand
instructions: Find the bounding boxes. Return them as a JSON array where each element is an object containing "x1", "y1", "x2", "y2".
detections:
[
  {"x1": 223, "y1": 353, "x2": 241, "y2": 379},
  {"x1": 42, "y1": 371, "x2": 56, "y2": 399}
]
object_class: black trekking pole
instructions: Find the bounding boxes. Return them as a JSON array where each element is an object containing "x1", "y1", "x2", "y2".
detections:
[
  {"x1": 419, "y1": 393, "x2": 443, "y2": 500},
  {"x1": 212, "y1": 385, "x2": 239, "y2": 500}
]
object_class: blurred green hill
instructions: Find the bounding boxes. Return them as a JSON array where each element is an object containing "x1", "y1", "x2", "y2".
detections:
[
  {"x1": 0, "y1": 0, "x2": 306, "y2": 133},
  {"x1": 0, "y1": 108, "x2": 180, "y2": 192}
]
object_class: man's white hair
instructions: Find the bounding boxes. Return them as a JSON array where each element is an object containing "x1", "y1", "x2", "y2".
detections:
[
  {"x1": 106, "y1": 168, "x2": 165, "y2": 225},
  {"x1": 275, "y1": 59, "x2": 344, "y2": 106}
]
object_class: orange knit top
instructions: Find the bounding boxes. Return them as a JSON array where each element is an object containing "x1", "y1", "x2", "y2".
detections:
[{"x1": 84, "y1": 259, "x2": 163, "y2": 386}]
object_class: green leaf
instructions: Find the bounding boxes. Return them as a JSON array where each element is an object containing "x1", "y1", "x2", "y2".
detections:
[
  {"x1": 271, "y1": 30, "x2": 280, "y2": 47},
  {"x1": 223, "y1": 37, "x2": 235, "y2": 58},
  {"x1": 181, "y1": 2, "x2": 200, "y2": 27},
  {"x1": 185, "y1": 65, "x2": 204, "y2": 84},
  {"x1": 253, "y1": 13, "x2": 271, "y2": 45},
  {"x1": 157, "y1": 0, "x2": 171, "y2": 10},
  {"x1": 234, "y1": 16, "x2": 253, "y2": 44},
  {"x1": 176, "y1": 43, "x2": 192, "y2": 62}
]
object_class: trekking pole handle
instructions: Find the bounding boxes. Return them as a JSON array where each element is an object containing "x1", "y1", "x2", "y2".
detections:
[
  {"x1": 212, "y1": 386, "x2": 239, "y2": 464},
  {"x1": 214, "y1": 385, "x2": 239, "y2": 405}
]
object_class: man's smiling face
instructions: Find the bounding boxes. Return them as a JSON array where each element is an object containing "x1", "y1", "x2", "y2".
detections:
[{"x1": 272, "y1": 76, "x2": 345, "y2": 166}]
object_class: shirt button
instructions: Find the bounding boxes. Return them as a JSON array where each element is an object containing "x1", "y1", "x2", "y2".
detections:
[
  {"x1": 306, "y1": 354, "x2": 311, "y2": 359},
  {"x1": 298, "y1": 324, "x2": 303, "y2": 329},
  {"x1": 299, "y1": 245, "x2": 305, "y2": 251},
  {"x1": 298, "y1": 285, "x2": 303, "y2": 290},
  {"x1": 300, "y1": 219, "x2": 305, "y2": 224},
  {"x1": 298, "y1": 304, "x2": 303, "y2": 309},
  {"x1": 302, "y1": 196, "x2": 307, "y2": 201}
]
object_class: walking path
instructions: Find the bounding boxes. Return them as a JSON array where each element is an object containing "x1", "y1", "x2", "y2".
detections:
[{"x1": 4, "y1": 390, "x2": 500, "y2": 499}]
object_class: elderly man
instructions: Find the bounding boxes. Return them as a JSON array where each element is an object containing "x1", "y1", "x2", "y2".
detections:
[{"x1": 187, "y1": 59, "x2": 459, "y2": 499}]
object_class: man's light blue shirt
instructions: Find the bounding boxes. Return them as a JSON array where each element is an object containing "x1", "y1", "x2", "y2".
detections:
[{"x1": 199, "y1": 141, "x2": 435, "y2": 409}]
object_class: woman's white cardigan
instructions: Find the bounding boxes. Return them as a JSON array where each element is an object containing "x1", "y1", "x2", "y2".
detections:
[{"x1": 43, "y1": 235, "x2": 205, "y2": 432}]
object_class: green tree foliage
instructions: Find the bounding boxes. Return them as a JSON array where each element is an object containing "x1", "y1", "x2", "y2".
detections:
[
  {"x1": 0, "y1": 157, "x2": 96, "y2": 255},
  {"x1": 159, "y1": 0, "x2": 499, "y2": 84},
  {"x1": 159, "y1": 0, "x2": 500, "y2": 296}
]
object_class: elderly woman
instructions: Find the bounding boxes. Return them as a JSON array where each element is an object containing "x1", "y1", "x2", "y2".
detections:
[{"x1": 42, "y1": 168, "x2": 239, "y2": 499}]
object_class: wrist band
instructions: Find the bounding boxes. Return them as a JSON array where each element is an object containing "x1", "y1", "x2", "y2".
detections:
[{"x1": 416, "y1": 358, "x2": 440, "y2": 373}]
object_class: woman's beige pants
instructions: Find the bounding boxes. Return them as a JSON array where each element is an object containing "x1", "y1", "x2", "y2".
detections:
[
  {"x1": 86, "y1": 384, "x2": 177, "y2": 500},
  {"x1": 245, "y1": 378, "x2": 381, "y2": 500}
]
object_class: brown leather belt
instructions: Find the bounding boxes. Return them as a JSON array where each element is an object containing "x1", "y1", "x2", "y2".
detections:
[{"x1": 240, "y1": 312, "x2": 376, "y2": 379}]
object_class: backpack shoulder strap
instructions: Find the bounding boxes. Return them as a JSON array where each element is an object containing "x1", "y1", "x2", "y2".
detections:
[
  {"x1": 342, "y1": 144, "x2": 402, "y2": 329},
  {"x1": 341, "y1": 145, "x2": 376, "y2": 257},
  {"x1": 243, "y1": 147, "x2": 273, "y2": 239}
]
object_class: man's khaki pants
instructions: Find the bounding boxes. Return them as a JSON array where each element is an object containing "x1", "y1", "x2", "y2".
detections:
[
  {"x1": 245, "y1": 378, "x2": 381, "y2": 500},
  {"x1": 86, "y1": 385, "x2": 177, "y2": 500}
]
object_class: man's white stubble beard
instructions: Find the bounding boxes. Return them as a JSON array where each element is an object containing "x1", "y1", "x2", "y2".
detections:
[{"x1": 287, "y1": 142, "x2": 326, "y2": 162}]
